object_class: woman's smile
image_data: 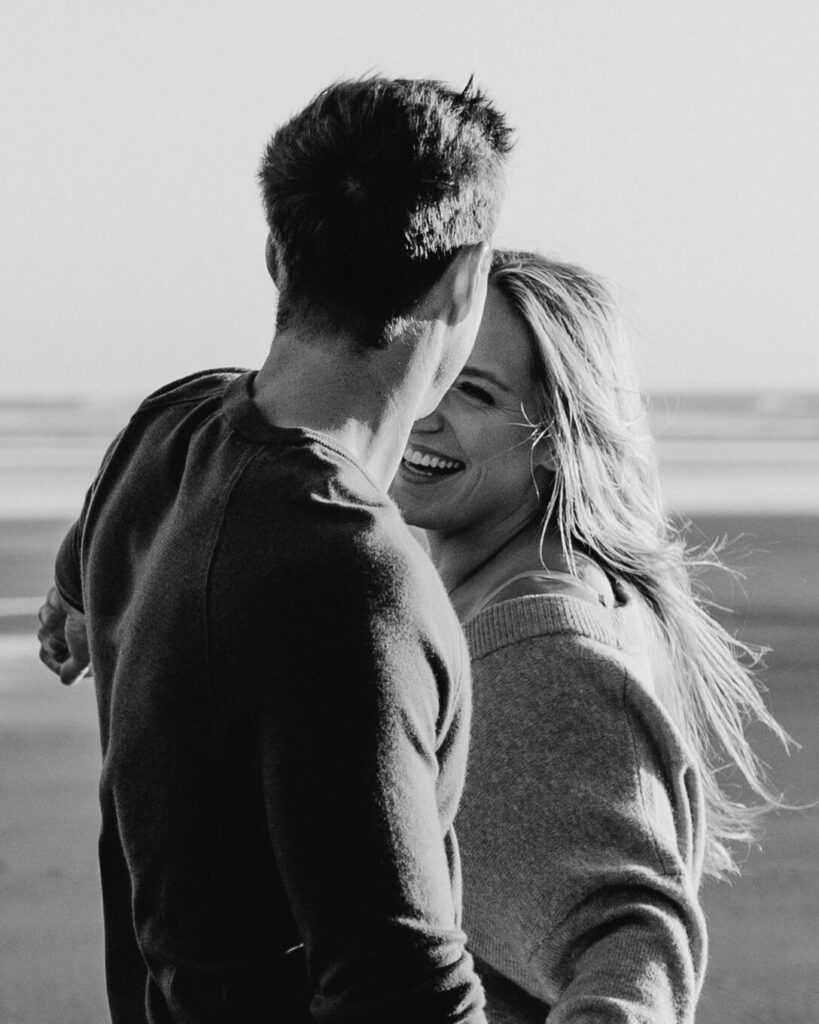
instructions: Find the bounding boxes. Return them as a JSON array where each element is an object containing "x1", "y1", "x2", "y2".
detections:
[{"x1": 400, "y1": 443, "x2": 466, "y2": 479}]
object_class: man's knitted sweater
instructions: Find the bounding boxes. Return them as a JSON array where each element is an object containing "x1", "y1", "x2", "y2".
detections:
[{"x1": 458, "y1": 589, "x2": 707, "y2": 1023}]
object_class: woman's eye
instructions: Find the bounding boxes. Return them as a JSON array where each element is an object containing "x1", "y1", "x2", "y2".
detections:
[{"x1": 457, "y1": 381, "x2": 495, "y2": 405}]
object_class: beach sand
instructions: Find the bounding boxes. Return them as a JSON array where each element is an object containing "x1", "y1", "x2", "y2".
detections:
[{"x1": 1, "y1": 514, "x2": 817, "y2": 1023}]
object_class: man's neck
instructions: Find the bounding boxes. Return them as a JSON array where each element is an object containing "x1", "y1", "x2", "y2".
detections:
[{"x1": 252, "y1": 325, "x2": 430, "y2": 491}]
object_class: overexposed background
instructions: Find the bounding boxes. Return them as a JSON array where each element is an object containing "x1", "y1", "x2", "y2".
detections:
[
  {"x1": 1, "y1": 5, "x2": 818, "y2": 1024},
  {"x1": 2, "y1": 0, "x2": 818, "y2": 399}
]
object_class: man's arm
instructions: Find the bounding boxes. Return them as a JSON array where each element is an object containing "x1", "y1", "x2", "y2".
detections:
[
  {"x1": 248, "y1": 555, "x2": 486, "y2": 1023},
  {"x1": 39, "y1": 504, "x2": 95, "y2": 685},
  {"x1": 37, "y1": 425, "x2": 127, "y2": 685}
]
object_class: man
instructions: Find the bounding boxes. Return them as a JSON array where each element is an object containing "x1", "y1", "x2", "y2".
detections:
[{"x1": 37, "y1": 77, "x2": 512, "y2": 1022}]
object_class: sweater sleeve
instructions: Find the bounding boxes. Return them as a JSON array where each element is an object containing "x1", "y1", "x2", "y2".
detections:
[
  {"x1": 54, "y1": 516, "x2": 85, "y2": 613},
  {"x1": 463, "y1": 637, "x2": 706, "y2": 1024},
  {"x1": 53, "y1": 427, "x2": 127, "y2": 613},
  {"x1": 251, "y1": 536, "x2": 486, "y2": 1024}
]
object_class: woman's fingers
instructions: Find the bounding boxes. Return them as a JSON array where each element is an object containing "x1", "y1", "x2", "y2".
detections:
[{"x1": 36, "y1": 587, "x2": 92, "y2": 684}]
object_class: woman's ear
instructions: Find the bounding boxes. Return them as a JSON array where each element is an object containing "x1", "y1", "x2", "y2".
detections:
[
  {"x1": 532, "y1": 435, "x2": 558, "y2": 474},
  {"x1": 532, "y1": 462, "x2": 556, "y2": 504}
]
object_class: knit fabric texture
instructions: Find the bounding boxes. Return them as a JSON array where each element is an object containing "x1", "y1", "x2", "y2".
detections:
[{"x1": 459, "y1": 591, "x2": 707, "y2": 1023}]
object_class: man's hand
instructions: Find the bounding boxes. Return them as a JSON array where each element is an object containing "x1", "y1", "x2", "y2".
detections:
[{"x1": 37, "y1": 586, "x2": 91, "y2": 685}]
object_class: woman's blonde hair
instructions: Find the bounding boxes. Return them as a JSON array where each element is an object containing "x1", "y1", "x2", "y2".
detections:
[{"x1": 490, "y1": 249, "x2": 790, "y2": 878}]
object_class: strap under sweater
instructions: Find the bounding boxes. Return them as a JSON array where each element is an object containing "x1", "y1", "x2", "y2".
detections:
[{"x1": 467, "y1": 569, "x2": 607, "y2": 620}]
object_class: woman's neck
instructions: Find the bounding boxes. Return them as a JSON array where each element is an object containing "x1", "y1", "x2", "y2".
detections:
[
  {"x1": 426, "y1": 513, "x2": 616, "y2": 621},
  {"x1": 427, "y1": 514, "x2": 569, "y2": 619},
  {"x1": 427, "y1": 513, "x2": 525, "y2": 588}
]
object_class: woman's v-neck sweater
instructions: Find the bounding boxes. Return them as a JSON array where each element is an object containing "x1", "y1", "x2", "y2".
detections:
[{"x1": 458, "y1": 589, "x2": 707, "y2": 1023}]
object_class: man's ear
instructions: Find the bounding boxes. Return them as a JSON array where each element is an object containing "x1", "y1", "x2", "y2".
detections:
[
  {"x1": 428, "y1": 241, "x2": 491, "y2": 325},
  {"x1": 265, "y1": 233, "x2": 280, "y2": 284}
]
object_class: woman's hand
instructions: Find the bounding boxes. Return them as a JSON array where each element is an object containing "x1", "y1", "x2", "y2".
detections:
[{"x1": 37, "y1": 585, "x2": 92, "y2": 685}]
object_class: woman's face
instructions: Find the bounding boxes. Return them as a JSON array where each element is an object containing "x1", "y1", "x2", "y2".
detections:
[{"x1": 392, "y1": 283, "x2": 548, "y2": 535}]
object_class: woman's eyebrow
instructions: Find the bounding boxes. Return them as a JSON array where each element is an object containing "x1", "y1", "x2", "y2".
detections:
[{"x1": 460, "y1": 366, "x2": 513, "y2": 394}]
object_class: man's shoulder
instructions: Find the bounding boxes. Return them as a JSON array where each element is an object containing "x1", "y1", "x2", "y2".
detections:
[
  {"x1": 135, "y1": 367, "x2": 249, "y2": 416},
  {"x1": 312, "y1": 513, "x2": 469, "y2": 694},
  {"x1": 350, "y1": 514, "x2": 463, "y2": 641},
  {"x1": 81, "y1": 370, "x2": 252, "y2": 528},
  {"x1": 294, "y1": 503, "x2": 449, "y2": 615}
]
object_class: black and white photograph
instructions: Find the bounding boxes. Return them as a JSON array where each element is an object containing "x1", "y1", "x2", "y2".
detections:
[{"x1": 2, "y1": 3, "x2": 817, "y2": 1022}]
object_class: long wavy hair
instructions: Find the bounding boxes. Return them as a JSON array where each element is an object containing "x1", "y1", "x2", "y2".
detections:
[{"x1": 490, "y1": 249, "x2": 790, "y2": 878}]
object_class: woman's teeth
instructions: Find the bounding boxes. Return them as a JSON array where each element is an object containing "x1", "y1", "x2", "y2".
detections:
[{"x1": 402, "y1": 447, "x2": 464, "y2": 475}]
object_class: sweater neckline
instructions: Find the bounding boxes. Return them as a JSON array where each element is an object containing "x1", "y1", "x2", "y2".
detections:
[
  {"x1": 465, "y1": 589, "x2": 646, "y2": 659},
  {"x1": 222, "y1": 371, "x2": 386, "y2": 496}
]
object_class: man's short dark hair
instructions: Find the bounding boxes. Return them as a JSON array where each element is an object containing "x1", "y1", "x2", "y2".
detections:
[{"x1": 258, "y1": 76, "x2": 513, "y2": 346}]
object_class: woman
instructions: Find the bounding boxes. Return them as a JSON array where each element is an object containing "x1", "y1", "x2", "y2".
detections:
[{"x1": 391, "y1": 251, "x2": 788, "y2": 1022}]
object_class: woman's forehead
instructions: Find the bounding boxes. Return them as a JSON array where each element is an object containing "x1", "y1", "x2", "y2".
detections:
[{"x1": 467, "y1": 284, "x2": 537, "y2": 391}]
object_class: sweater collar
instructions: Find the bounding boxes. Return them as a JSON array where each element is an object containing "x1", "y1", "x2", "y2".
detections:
[
  {"x1": 221, "y1": 371, "x2": 386, "y2": 496},
  {"x1": 465, "y1": 587, "x2": 646, "y2": 659}
]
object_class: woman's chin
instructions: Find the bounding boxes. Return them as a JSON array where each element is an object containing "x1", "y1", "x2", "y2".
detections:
[{"x1": 390, "y1": 470, "x2": 454, "y2": 530}]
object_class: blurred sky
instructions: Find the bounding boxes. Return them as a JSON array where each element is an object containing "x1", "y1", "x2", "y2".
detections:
[{"x1": 2, "y1": 0, "x2": 818, "y2": 399}]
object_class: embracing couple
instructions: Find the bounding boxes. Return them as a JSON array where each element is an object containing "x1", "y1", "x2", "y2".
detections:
[{"x1": 38, "y1": 77, "x2": 783, "y2": 1024}]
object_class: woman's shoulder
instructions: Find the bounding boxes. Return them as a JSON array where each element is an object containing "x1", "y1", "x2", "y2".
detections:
[
  {"x1": 465, "y1": 579, "x2": 648, "y2": 662},
  {"x1": 475, "y1": 557, "x2": 616, "y2": 613},
  {"x1": 466, "y1": 584, "x2": 683, "y2": 739},
  {"x1": 464, "y1": 590, "x2": 702, "y2": 865}
]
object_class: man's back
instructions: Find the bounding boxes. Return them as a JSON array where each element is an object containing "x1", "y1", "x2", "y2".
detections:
[{"x1": 56, "y1": 370, "x2": 481, "y2": 1022}]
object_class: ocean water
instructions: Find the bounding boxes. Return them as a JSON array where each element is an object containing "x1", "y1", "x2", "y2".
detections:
[
  {"x1": 656, "y1": 438, "x2": 819, "y2": 513},
  {"x1": 2, "y1": 395, "x2": 818, "y2": 519},
  {"x1": 649, "y1": 392, "x2": 819, "y2": 513}
]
